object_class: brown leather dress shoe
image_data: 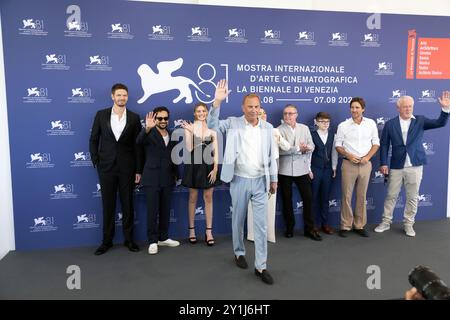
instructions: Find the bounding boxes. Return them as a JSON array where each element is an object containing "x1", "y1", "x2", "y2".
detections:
[{"x1": 321, "y1": 225, "x2": 334, "y2": 235}]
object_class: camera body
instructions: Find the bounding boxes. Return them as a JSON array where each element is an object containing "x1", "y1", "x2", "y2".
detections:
[{"x1": 408, "y1": 266, "x2": 450, "y2": 300}]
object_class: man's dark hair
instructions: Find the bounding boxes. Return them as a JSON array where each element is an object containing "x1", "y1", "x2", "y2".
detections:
[
  {"x1": 315, "y1": 112, "x2": 331, "y2": 120},
  {"x1": 350, "y1": 97, "x2": 366, "y2": 109},
  {"x1": 111, "y1": 83, "x2": 128, "y2": 94},
  {"x1": 153, "y1": 106, "x2": 170, "y2": 117}
]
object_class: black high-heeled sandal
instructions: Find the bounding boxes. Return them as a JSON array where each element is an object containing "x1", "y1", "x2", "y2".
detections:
[
  {"x1": 188, "y1": 226, "x2": 197, "y2": 244},
  {"x1": 205, "y1": 227, "x2": 215, "y2": 246}
]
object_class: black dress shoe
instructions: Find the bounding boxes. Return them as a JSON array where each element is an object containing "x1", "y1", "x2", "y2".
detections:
[
  {"x1": 94, "y1": 243, "x2": 112, "y2": 255},
  {"x1": 234, "y1": 255, "x2": 248, "y2": 269},
  {"x1": 353, "y1": 228, "x2": 369, "y2": 237},
  {"x1": 284, "y1": 230, "x2": 294, "y2": 238},
  {"x1": 255, "y1": 269, "x2": 274, "y2": 285},
  {"x1": 304, "y1": 231, "x2": 322, "y2": 241},
  {"x1": 338, "y1": 230, "x2": 349, "y2": 238},
  {"x1": 124, "y1": 241, "x2": 140, "y2": 252}
]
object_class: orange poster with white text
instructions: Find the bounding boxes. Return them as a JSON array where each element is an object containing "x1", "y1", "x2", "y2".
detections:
[{"x1": 416, "y1": 38, "x2": 450, "y2": 79}]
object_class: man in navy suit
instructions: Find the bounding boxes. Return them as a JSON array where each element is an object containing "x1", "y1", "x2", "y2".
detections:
[
  {"x1": 137, "y1": 106, "x2": 180, "y2": 255},
  {"x1": 89, "y1": 83, "x2": 143, "y2": 255},
  {"x1": 375, "y1": 92, "x2": 450, "y2": 237}
]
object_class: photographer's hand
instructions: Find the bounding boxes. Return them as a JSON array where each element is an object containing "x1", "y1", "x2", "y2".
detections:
[
  {"x1": 380, "y1": 165, "x2": 389, "y2": 176},
  {"x1": 405, "y1": 287, "x2": 424, "y2": 300}
]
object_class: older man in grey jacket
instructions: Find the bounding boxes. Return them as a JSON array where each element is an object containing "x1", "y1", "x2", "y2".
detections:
[{"x1": 278, "y1": 104, "x2": 321, "y2": 241}]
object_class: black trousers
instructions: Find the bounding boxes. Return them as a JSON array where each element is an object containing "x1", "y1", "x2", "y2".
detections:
[
  {"x1": 145, "y1": 186, "x2": 172, "y2": 244},
  {"x1": 98, "y1": 168, "x2": 135, "y2": 245},
  {"x1": 278, "y1": 174, "x2": 314, "y2": 233}
]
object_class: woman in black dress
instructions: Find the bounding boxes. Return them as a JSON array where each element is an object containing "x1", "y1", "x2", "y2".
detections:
[{"x1": 181, "y1": 102, "x2": 219, "y2": 246}]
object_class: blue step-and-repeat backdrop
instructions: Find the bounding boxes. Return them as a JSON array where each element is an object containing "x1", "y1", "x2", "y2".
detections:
[{"x1": 1, "y1": 0, "x2": 449, "y2": 250}]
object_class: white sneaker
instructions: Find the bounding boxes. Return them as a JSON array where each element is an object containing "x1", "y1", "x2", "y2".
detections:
[
  {"x1": 157, "y1": 239, "x2": 180, "y2": 247},
  {"x1": 404, "y1": 225, "x2": 416, "y2": 237},
  {"x1": 374, "y1": 222, "x2": 390, "y2": 233},
  {"x1": 148, "y1": 243, "x2": 158, "y2": 254}
]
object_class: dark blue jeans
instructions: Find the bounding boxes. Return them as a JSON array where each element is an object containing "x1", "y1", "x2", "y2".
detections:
[{"x1": 311, "y1": 166, "x2": 333, "y2": 226}]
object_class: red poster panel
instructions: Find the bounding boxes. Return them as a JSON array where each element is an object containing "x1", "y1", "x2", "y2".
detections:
[{"x1": 406, "y1": 30, "x2": 416, "y2": 79}]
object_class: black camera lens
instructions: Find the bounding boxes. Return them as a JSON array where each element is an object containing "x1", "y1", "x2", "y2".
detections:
[{"x1": 408, "y1": 266, "x2": 450, "y2": 300}]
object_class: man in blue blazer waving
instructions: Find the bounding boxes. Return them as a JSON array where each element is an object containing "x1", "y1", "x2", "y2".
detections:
[{"x1": 375, "y1": 92, "x2": 450, "y2": 237}]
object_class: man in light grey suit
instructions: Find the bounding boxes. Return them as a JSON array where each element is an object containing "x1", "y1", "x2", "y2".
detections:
[
  {"x1": 207, "y1": 79, "x2": 278, "y2": 285},
  {"x1": 278, "y1": 105, "x2": 322, "y2": 241}
]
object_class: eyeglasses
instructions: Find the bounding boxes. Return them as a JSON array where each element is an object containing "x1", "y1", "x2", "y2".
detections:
[
  {"x1": 283, "y1": 112, "x2": 297, "y2": 116},
  {"x1": 156, "y1": 117, "x2": 169, "y2": 121}
]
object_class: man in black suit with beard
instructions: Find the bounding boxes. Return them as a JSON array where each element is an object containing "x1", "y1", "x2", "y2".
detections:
[
  {"x1": 89, "y1": 83, "x2": 143, "y2": 255},
  {"x1": 137, "y1": 106, "x2": 180, "y2": 255}
]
